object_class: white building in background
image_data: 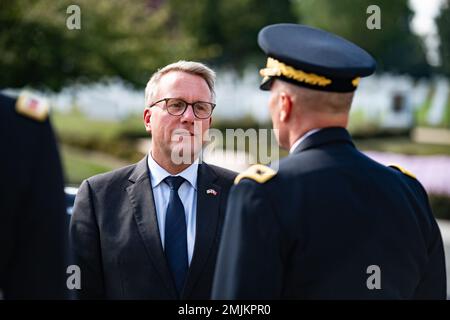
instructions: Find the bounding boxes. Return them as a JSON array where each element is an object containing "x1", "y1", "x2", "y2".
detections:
[
  {"x1": 352, "y1": 74, "x2": 417, "y2": 131},
  {"x1": 427, "y1": 77, "x2": 449, "y2": 126},
  {"x1": 214, "y1": 68, "x2": 270, "y2": 122},
  {"x1": 48, "y1": 80, "x2": 145, "y2": 120},
  {"x1": 6, "y1": 71, "x2": 447, "y2": 131}
]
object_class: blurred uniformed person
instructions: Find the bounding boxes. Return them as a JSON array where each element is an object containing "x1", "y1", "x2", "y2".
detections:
[
  {"x1": 0, "y1": 91, "x2": 67, "y2": 299},
  {"x1": 212, "y1": 24, "x2": 447, "y2": 299}
]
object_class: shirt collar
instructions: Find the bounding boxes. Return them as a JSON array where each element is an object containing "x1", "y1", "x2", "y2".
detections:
[
  {"x1": 147, "y1": 152, "x2": 198, "y2": 190},
  {"x1": 289, "y1": 128, "x2": 322, "y2": 154}
]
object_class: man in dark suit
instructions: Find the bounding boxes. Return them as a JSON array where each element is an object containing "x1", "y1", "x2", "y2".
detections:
[
  {"x1": 0, "y1": 91, "x2": 67, "y2": 299},
  {"x1": 70, "y1": 61, "x2": 236, "y2": 299},
  {"x1": 212, "y1": 24, "x2": 447, "y2": 299}
]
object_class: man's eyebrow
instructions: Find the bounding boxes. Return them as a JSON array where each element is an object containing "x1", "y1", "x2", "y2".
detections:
[{"x1": 170, "y1": 97, "x2": 212, "y2": 103}]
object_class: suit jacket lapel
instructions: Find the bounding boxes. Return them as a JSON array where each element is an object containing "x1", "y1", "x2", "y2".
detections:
[
  {"x1": 182, "y1": 163, "x2": 221, "y2": 298},
  {"x1": 126, "y1": 156, "x2": 178, "y2": 298}
]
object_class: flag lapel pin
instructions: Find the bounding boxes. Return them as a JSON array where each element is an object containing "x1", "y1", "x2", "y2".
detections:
[{"x1": 206, "y1": 188, "x2": 218, "y2": 196}]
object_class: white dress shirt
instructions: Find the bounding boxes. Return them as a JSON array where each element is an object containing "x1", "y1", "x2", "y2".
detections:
[
  {"x1": 147, "y1": 153, "x2": 198, "y2": 265},
  {"x1": 289, "y1": 129, "x2": 322, "y2": 154}
]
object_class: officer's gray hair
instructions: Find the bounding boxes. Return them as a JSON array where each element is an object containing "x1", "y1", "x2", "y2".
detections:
[
  {"x1": 276, "y1": 80, "x2": 354, "y2": 114},
  {"x1": 145, "y1": 60, "x2": 216, "y2": 106}
]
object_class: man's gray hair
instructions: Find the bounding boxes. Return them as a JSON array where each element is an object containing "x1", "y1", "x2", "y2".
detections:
[
  {"x1": 145, "y1": 60, "x2": 216, "y2": 106},
  {"x1": 275, "y1": 80, "x2": 354, "y2": 114}
]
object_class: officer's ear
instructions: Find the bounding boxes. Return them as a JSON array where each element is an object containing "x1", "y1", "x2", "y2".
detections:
[
  {"x1": 279, "y1": 92, "x2": 292, "y2": 123},
  {"x1": 144, "y1": 107, "x2": 152, "y2": 133}
]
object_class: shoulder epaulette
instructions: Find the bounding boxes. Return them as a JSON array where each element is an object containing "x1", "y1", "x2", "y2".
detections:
[
  {"x1": 388, "y1": 164, "x2": 416, "y2": 180},
  {"x1": 234, "y1": 164, "x2": 277, "y2": 185},
  {"x1": 15, "y1": 91, "x2": 49, "y2": 122}
]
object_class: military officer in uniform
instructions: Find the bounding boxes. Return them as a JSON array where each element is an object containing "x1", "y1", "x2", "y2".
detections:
[
  {"x1": 212, "y1": 24, "x2": 447, "y2": 299},
  {"x1": 0, "y1": 91, "x2": 67, "y2": 299}
]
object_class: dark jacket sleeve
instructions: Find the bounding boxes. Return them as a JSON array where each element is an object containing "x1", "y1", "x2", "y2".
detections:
[
  {"x1": 27, "y1": 118, "x2": 67, "y2": 299},
  {"x1": 4, "y1": 117, "x2": 67, "y2": 299},
  {"x1": 414, "y1": 219, "x2": 447, "y2": 299},
  {"x1": 413, "y1": 184, "x2": 447, "y2": 299},
  {"x1": 69, "y1": 179, "x2": 105, "y2": 299},
  {"x1": 212, "y1": 180, "x2": 284, "y2": 299}
]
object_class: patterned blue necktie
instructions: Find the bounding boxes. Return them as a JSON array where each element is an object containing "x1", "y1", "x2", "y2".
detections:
[{"x1": 164, "y1": 176, "x2": 188, "y2": 295}]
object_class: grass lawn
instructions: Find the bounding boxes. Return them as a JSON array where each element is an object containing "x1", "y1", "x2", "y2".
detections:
[
  {"x1": 415, "y1": 92, "x2": 433, "y2": 127},
  {"x1": 443, "y1": 95, "x2": 450, "y2": 128},
  {"x1": 354, "y1": 137, "x2": 450, "y2": 156},
  {"x1": 60, "y1": 145, "x2": 127, "y2": 186},
  {"x1": 51, "y1": 110, "x2": 144, "y2": 140}
]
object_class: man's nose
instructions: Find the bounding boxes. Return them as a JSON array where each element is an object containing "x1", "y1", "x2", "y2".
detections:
[{"x1": 181, "y1": 105, "x2": 196, "y2": 123}]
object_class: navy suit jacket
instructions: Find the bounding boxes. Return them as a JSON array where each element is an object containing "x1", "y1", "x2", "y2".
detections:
[{"x1": 70, "y1": 157, "x2": 236, "y2": 299}]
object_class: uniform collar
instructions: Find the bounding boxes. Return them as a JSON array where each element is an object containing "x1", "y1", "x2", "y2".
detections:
[
  {"x1": 147, "y1": 152, "x2": 198, "y2": 190},
  {"x1": 289, "y1": 129, "x2": 322, "y2": 154},
  {"x1": 291, "y1": 127, "x2": 354, "y2": 154}
]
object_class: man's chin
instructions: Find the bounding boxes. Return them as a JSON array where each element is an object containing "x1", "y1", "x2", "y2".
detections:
[{"x1": 169, "y1": 141, "x2": 202, "y2": 165}]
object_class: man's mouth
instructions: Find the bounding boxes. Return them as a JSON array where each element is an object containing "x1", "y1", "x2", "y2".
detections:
[{"x1": 173, "y1": 129, "x2": 195, "y2": 137}]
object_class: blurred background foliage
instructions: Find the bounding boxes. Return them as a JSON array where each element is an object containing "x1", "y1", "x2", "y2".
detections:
[
  {"x1": 0, "y1": 0, "x2": 198, "y2": 90},
  {"x1": 2, "y1": 0, "x2": 450, "y2": 90},
  {"x1": 0, "y1": 0, "x2": 296, "y2": 89},
  {"x1": 436, "y1": 0, "x2": 450, "y2": 75},
  {"x1": 294, "y1": 0, "x2": 431, "y2": 77}
]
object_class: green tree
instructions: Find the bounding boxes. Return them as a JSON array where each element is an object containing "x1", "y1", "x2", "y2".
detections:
[
  {"x1": 168, "y1": 0, "x2": 297, "y2": 70},
  {"x1": 436, "y1": 0, "x2": 450, "y2": 76},
  {"x1": 0, "y1": 0, "x2": 200, "y2": 90},
  {"x1": 293, "y1": 0, "x2": 431, "y2": 77}
]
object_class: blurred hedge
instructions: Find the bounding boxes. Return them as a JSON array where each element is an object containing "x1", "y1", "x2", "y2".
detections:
[{"x1": 430, "y1": 194, "x2": 450, "y2": 221}]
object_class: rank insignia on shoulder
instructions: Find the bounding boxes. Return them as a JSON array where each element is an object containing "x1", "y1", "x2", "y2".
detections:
[
  {"x1": 388, "y1": 164, "x2": 416, "y2": 180},
  {"x1": 234, "y1": 164, "x2": 277, "y2": 185},
  {"x1": 15, "y1": 91, "x2": 49, "y2": 122}
]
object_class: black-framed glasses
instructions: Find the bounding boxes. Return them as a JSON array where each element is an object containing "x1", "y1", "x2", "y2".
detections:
[{"x1": 149, "y1": 98, "x2": 215, "y2": 119}]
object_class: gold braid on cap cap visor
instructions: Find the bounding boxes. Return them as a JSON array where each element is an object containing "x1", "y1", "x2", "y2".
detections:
[
  {"x1": 260, "y1": 57, "x2": 332, "y2": 87},
  {"x1": 260, "y1": 57, "x2": 361, "y2": 88}
]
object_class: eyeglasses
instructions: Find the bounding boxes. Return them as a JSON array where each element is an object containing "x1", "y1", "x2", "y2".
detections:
[{"x1": 149, "y1": 98, "x2": 215, "y2": 119}]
